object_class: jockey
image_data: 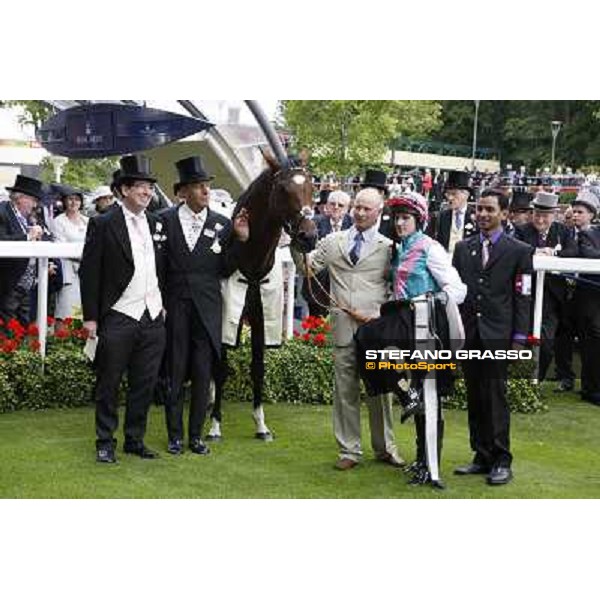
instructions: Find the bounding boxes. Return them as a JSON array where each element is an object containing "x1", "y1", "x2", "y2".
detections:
[{"x1": 356, "y1": 191, "x2": 466, "y2": 487}]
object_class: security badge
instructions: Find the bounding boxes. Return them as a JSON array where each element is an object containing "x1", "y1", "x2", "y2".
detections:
[{"x1": 515, "y1": 274, "x2": 532, "y2": 296}]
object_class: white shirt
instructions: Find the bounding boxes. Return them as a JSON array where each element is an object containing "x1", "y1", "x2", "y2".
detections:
[
  {"x1": 346, "y1": 223, "x2": 379, "y2": 256},
  {"x1": 178, "y1": 203, "x2": 207, "y2": 251},
  {"x1": 112, "y1": 207, "x2": 163, "y2": 320},
  {"x1": 426, "y1": 241, "x2": 467, "y2": 304}
]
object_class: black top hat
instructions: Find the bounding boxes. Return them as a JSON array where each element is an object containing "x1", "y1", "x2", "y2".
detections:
[
  {"x1": 445, "y1": 171, "x2": 472, "y2": 190},
  {"x1": 118, "y1": 155, "x2": 156, "y2": 183},
  {"x1": 510, "y1": 191, "x2": 534, "y2": 212},
  {"x1": 110, "y1": 169, "x2": 121, "y2": 189},
  {"x1": 318, "y1": 189, "x2": 331, "y2": 204},
  {"x1": 6, "y1": 174, "x2": 44, "y2": 200},
  {"x1": 175, "y1": 156, "x2": 214, "y2": 188},
  {"x1": 361, "y1": 169, "x2": 388, "y2": 191}
]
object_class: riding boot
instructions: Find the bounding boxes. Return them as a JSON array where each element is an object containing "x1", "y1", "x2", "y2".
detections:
[{"x1": 408, "y1": 416, "x2": 445, "y2": 489}]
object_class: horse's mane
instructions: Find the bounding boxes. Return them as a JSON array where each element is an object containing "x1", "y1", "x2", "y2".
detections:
[{"x1": 232, "y1": 164, "x2": 283, "y2": 281}]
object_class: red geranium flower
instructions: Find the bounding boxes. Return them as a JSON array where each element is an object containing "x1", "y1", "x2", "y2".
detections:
[
  {"x1": 54, "y1": 329, "x2": 70, "y2": 339},
  {"x1": 1, "y1": 339, "x2": 19, "y2": 353},
  {"x1": 313, "y1": 333, "x2": 326, "y2": 346},
  {"x1": 63, "y1": 317, "x2": 73, "y2": 327},
  {"x1": 7, "y1": 318, "x2": 25, "y2": 336},
  {"x1": 26, "y1": 323, "x2": 39, "y2": 337},
  {"x1": 29, "y1": 339, "x2": 41, "y2": 352},
  {"x1": 302, "y1": 333, "x2": 311, "y2": 342},
  {"x1": 47, "y1": 316, "x2": 55, "y2": 326}
]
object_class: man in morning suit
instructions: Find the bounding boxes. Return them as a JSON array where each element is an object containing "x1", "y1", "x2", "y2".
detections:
[
  {"x1": 161, "y1": 156, "x2": 246, "y2": 455},
  {"x1": 514, "y1": 191, "x2": 576, "y2": 381},
  {"x1": 434, "y1": 170, "x2": 477, "y2": 256},
  {"x1": 0, "y1": 175, "x2": 47, "y2": 323},
  {"x1": 80, "y1": 155, "x2": 166, "y2": 464},
  {"x1": 452, "y1": 188, "x2": 533, "y2": 485}
]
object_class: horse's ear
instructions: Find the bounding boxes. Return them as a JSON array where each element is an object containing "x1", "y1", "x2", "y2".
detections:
[{"x1": 259, "y1": 146, "x2": 280, "y2": 171}]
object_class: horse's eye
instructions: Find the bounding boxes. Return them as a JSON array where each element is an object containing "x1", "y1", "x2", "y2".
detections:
[{"x1": 292, "y1": 174, "x2": 306, "y2": 186}]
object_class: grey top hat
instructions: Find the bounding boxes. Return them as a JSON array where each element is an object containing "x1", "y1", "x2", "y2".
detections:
[
  {"x1": 572, "y1": 189, "x2": 599, "y2": 215},
  {"x1": 531, "y1": 191, "x2": 559, "y2": 211}
]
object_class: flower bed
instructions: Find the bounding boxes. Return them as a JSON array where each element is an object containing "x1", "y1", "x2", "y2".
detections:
[{"x1": 0, "y1": 316, "x2": 546, "y2": 414}]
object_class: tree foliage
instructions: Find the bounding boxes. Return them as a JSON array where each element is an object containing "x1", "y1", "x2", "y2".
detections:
[
  {"x1": 432, "y1": 100, "x2": 600, "y2": 170},
  {"x1": 280, "y1": 100, "x2": 442, "y2": 176}
]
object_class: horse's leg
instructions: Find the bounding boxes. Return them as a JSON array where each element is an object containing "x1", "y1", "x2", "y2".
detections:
[
  {"x1": 206, "y1": 347, "x2": 228, "y2": 441},
  {"x1": 248, "y1": 283, "x2": 273, "y2": 441}
]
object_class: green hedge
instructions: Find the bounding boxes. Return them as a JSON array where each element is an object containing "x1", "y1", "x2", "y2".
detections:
[{"x1": 0, "y1": 338, "x2": 545, "y2": 414}]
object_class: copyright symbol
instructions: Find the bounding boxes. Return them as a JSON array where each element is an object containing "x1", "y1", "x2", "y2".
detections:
[{"x1": 366, "y1": 362, "x2": 375, "y2": 370}]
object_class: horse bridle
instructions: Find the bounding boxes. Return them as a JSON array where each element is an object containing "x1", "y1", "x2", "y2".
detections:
[{"x1": 272, "y1": 166, "x2": 313, "y2": 239}]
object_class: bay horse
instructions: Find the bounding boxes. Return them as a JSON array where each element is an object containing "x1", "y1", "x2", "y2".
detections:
[{"x1": 207, "y1": 152, "x2": 314, "y2": 441}]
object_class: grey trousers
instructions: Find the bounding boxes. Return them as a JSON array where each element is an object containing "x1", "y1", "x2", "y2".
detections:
[{"x1": 333, "y1": 341, "x2": 399, "y2": 462}]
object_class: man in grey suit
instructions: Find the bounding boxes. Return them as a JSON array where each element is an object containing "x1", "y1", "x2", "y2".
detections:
[{"x1": 295, "y1": 188, "x2": 403, "y2": 470}]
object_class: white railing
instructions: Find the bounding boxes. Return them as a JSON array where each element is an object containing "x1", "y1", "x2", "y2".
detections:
[
  {"x1": 0, "y1": 241, "x2": 296, "y2": 360},
  {"x1": 532, "y1": 255, "x2": 600, "y2": 342}
]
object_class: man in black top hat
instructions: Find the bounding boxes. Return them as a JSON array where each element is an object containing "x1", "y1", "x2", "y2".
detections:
[
  {"x1": 160, "y1": 156, "x2": 246, "y2": 455},
  {"x1": 0, "y1": 174, "x2": 48, "y2": 323},
  {"x1": 506, "y1": 191, "x2": 533, "y2": 235},
  {"x1": 80, "y1": 155, "x2": 167, "y2": 463},
  {"x1": 433, "y1": 171, "x2": 477, "y2": 255}
]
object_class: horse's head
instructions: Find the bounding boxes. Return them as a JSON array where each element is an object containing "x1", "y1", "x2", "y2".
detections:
[{"x1": 264, "y1": 152, "x2": 317, "y2": 249}]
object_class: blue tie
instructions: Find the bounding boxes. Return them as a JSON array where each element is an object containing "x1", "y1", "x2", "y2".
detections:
[
  {"x1": 455, "y1": 210, "x2": 462, "y2": 230},
  {"x1": 349, "y1": 231, "x2": 363, "y2": 265}
]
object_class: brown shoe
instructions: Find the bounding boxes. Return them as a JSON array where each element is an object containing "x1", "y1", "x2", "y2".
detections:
[
  {"x1": 377, "y1": 452, "x2": 406, "y2": 468},
  {"x1": 334, "y1": 458, "x2": 359, "y2": 471}
]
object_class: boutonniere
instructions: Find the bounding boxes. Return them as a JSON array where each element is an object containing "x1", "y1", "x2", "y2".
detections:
[
  {"x1": 153, "y1": 233, "x2": 167, "y2": 242},
  {"x1": 214, "y1": 223, "x2": 224, "y2": 232},
  {"x1": 465, "y1": 222, "x2": 475, "y2": 231},
  {"x1": 155, "y1": 222, "x2": 163, "y2": 233}
]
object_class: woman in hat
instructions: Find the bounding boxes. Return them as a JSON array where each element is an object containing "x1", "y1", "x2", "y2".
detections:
[
  {"x1": 50, "y1": 185, "x2": 89, "y2": 323},
  {"x1": 356, "y1": 191, "x2": 466, "y2": 487}
]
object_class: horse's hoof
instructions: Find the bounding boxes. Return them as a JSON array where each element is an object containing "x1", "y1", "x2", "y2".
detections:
[
  {"x1": 205, "y1": 434, "x2": 222, "y2": 443},
  {"x1": 255, "y1": 432, "x2": 274, "y2": 442}
]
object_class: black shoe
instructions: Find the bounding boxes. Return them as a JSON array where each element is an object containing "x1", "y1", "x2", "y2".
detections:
[
  {"x1": 167, "y1": 439, "x2": 184, "y2": 455},
  {"x1": 407, "y1": 463, "x2": 445, "y2": 489},
  {"x1": 487, "y1": 466, "x2": 513, "y2": 485},
  {"x1": 96, "y1": 447, "x2": 117, "y2": 464},
  {"x1": 189, "y1": 438, "x2": 211, "y2": 455},
  {"x1": 123, "y1": 443, "x2": 159, "y2": 459},
  {"x1": 454, "y1": 463, "x2": 490, "y2": 475},
  {"x1": 554, "y1": 379, "x2": 574, "y2": 393}
]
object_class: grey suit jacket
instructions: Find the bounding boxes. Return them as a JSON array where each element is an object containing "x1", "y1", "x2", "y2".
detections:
[{"x1": 297, "y1": 229, "x2": 392, "y2": 346}]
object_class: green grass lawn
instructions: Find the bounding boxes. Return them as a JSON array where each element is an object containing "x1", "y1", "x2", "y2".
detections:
[{"x1": 0, "y1": 387, "x2": 598, "y2": 498}]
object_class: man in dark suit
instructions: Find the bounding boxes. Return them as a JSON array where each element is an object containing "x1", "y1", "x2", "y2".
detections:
[
  {"x1": 570, "y1": 190, "x2": 600, "y2": 405},
  {"x1": 453, "y1": 188, "x2": 533, "y2": 485},
  {"x1": 0, "y1": 175, "x2": 47, "y2": 324},
  {"x1": 161, "y1": 156, "x2": 245, "y2": 455},
  {"x1": 80, "y1": 155, "x2": 167, "y2": 464},
  {"x1": 506, "y1": 190, "x2": 533, "y2": 236},
  {"x1": 433, "y1": 170, "x2": 477, "y2": 255},
  {"x1": 302, "y1": 190, "x2": 353, "y2": 317},
  {"x1": 514, "y1": 191, "x2": 577, "y2": 381}
]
